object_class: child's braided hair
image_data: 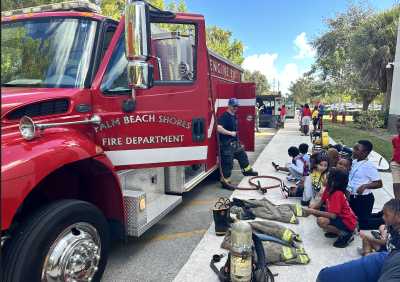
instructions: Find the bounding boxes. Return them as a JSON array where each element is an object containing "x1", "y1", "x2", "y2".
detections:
[{"x1": 384, "y1": 199, "x2": 400, "y2": 215}]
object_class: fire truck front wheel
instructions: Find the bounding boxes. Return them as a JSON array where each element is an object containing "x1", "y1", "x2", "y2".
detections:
[{"x1": 2, "y1": 199, "x2": 110, "y2": 282}]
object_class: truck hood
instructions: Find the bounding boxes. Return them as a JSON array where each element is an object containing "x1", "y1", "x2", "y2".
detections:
[{"x1": 1, "y1": 87, "x2": 85, "y2": 119}]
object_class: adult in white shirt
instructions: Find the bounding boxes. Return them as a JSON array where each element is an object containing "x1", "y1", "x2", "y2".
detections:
[{"x1": 348, "y1": 140, "x2": 383, "y2": 229}]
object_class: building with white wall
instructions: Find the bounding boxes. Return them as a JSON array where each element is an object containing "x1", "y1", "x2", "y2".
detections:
[{"x1": 388, "y1": 21, "x2": 400, "y2": 132}]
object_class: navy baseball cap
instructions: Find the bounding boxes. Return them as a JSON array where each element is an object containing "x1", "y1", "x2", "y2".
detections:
[{"x1": 228, "y1": 98, "x2": 239, "y2": 107}]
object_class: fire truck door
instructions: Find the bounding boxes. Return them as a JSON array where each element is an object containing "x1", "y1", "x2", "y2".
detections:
[
  {"x1": 92, "y1": 19, "x2": 209, "y2": 169},
  {"x1": 236, "y1": 83, "x2": 256, "y2": 152}
]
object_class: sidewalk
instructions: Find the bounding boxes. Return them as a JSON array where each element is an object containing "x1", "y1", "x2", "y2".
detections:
[{"x1": 174, "y1": 119, "x2": 394, "y2": 282}]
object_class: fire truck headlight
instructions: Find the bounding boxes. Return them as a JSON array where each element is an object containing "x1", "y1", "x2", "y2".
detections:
[{"x1": 19, "y1": 116, "x2": 36, "y2": 140}]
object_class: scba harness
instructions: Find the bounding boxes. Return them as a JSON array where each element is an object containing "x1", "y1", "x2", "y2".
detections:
[{"x1": 210, "y1": 233, "x2": 275, "y2": 282}]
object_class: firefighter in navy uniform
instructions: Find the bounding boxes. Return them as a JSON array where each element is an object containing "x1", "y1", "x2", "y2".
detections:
[{"x1": 217, "y1": 98, "x2": 258, "y2": 190}]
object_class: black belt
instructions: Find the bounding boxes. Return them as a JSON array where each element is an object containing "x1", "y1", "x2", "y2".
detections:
[{"x1": 350, "y1": 193, "x2": 373, "y2": 198}]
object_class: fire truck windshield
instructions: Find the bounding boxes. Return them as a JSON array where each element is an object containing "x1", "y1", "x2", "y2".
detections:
[{"x1": 1, "y1": 17, "x2": 97, "y2": 88}]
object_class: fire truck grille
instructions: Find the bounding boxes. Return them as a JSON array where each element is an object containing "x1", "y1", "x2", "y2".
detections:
[{"x1": 7, "y1": 99, "x2": 70, "y2": 120}]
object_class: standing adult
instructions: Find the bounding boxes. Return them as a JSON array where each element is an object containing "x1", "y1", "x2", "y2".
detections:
[
  {"x1": 255, "y1": 103, "x2": 260, "y2": 133},
  {"x1": 331, "y1": 103, "x2": 338, "y2": 123},
  {"x1": 312, "y1": 105, "x2": 319, "y2": 131},
  {"x1": 348, "y1": 140, "x2": 383, "y2": 229},
  {"x1": 280, "y1": 104, "x2": 287, "y2": 128},
  {"x1": 302, "y1": 104, "x2": 312, "y2": 136},
  {"x1": 392, "y1": 118, "x2": 400, "y2": 199},
  {"x1": 217, "y1": 98, "x2": 258, "y2": 190},
  {"x1": 339, "y1": 103, "x2": 346, "y2": 124},
  {"x1": 298, "y1": 105, "x2": 304, "y2": 131},
  {"x1": 318, "y1": 103, "x2": 325, "y2": 130}
]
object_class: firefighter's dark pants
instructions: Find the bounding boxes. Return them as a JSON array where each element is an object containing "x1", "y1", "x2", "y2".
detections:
[{"x1": 220, "y1": 141, "x2": 250, "y2": 179}]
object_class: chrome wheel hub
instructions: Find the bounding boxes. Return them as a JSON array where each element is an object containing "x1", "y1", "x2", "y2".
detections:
[{"x1": 41, "y1": 223, "x2": 101, "y2": 282}]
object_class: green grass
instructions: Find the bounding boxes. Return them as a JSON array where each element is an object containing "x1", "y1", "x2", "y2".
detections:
[{"x1": 324, "y1": 121, "x2": 393, "y2": 161}]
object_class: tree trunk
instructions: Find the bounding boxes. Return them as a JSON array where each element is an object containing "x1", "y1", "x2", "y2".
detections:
[{"x1": 362, "y1": 98, "x2": 370, "y2": 111}]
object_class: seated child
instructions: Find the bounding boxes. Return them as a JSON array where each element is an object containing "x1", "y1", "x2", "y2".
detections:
[
  {"x1": 327, "y1": 147, "x2": 340, "y2": 167},
  {"x1": 306, "y1": 168, "x2": 357, "y2": 248},
  {"x1": 302, "y1": 151, "x2": 329, "y2": 206},
  {"x1": 299, "y1": 143, "x2": 310, "y2": 168},
  {"x1": 272, "y1": 146, "x2": 308, "y2": 182},
  {"x1": 336, "y1": 157, "x2": 352, "y2": 173},
  {"x1": 358, "y1": 224, "x2": 387, "y2": 256},
  {"x1": 317, "y1": 199, "x2": 400, "y2": 282}
]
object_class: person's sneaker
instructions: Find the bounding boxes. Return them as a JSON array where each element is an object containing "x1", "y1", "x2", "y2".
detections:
[
  {"x1": 324, "y1": 232, "x2": 338, "y2": 238},
  {"x1": 243, "y1": 169, "x2": 258, "y2": 176},
  {"x1": 333, "y1": 232, "x2": 354, "y2": 248},
  {"x1": 272, "y1": 162, "x2": 279, "y2": 171}
]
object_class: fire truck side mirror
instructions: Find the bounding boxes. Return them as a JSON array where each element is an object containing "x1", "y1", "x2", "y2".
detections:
[
  {"x1": 127, "y1": 61, "x2": 154, "y2": 89},
  {"x1": 125, "y1": 0, "x2": 150, "y2": 61}
]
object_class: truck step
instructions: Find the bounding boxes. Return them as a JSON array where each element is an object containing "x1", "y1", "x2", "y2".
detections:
[{"x1": 123, "y1": 191, "x2": 182, "y2": 237}]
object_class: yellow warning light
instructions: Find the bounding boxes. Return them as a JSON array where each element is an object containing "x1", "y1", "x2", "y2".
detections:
[{"x1": 139, "y1": 198, "x2": 146, "y2": 211}]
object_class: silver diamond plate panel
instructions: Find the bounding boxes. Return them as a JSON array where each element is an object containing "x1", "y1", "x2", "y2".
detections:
[{"x1": 123, "y1": 190, "x2": 147, "y2": 236}]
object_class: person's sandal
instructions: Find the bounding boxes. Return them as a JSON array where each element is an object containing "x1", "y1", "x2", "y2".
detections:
[
  {"x1": 272, "y1": 162, "x2": 279, "y2": 171},
  {"x1": 371, "y1": 230, "x2": 382, "y2": 240}
]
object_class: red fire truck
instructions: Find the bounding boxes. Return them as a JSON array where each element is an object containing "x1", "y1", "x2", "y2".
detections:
[{"x1": 1, "y1": 1, "x2": 255, "y2": 280}]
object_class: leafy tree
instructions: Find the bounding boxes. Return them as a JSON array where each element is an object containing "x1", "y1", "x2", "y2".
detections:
[
  {"x1": 206, "y1": 26, "x2": 244, "y2": 65},
  {"x1": 1, "y1": 0, "x2": 68, "y2": 10},
  {"x1": 2, "y1": 0, "x2": 245, "y2": 71},
  {"x1": 312, "y1": 4, "x2": 400, "y2": 110},
  {"x1": 244, "y1": 70, "x2": 270, "y2": 96},
  {"x1": 289, "y1": 76, "x2": 315, "y2": 104},
  {"x1": 349, "y1": 5, "x2": 400, "y2": 109}
]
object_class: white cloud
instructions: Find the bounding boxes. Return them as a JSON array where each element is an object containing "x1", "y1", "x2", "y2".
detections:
[
  {"x1": 242, "y1": 53, "x2": 302, "y2": 94},
  {"x1": 279, "y1": 63, "x2": 301, "y2": 95},
  {"x1": 241, "y1": 53, "x2": 279, "y2": 79},
  {"x1": 294, "y1": 32, "x2": 315, "y2": 59}
]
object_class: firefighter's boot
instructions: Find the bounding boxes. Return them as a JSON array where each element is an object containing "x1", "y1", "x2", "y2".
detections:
[
  {"x1": 213, "y1": 206, "x2": 231, "y2": 236},
  {"x1": 242, "y1": 166, "x2": 258, "y2": 176},
  {"x1": 220, "y1": 178, "x2": 235, "y2": 191}
]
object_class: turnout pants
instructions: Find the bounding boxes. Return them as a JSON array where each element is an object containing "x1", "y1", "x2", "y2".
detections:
[{"x1": 220, "y1": 141, "x2": 250, "y2": 179}]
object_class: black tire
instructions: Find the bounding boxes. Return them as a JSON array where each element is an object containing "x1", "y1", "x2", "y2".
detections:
[{"x1": 2, "y1": 200, "x2": 110, "y2": 282}]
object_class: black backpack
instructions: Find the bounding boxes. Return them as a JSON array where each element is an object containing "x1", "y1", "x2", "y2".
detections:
[{"x1": 210, "y1": 233, "x2": 275, "y2": 282}]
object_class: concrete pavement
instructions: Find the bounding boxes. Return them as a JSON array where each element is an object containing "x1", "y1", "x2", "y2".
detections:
[
  {"x1": 174, "y1": 118, "x2": 394, "y2": 282},
  {"x1": 102, "y1": 129, "x2": 275, "y2": 282}
]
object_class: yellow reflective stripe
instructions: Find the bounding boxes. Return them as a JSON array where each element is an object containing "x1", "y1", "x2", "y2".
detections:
[
  {"x1": 282, "y1": 246, "x2": 294, "y2": 260},
  {"x1": 290, "y1": 214, "x2": 297, "y2": 223},
  {"x1": 296, "y1": 247, "x2": 305, "y2": 254},
  {"x1": 282, "y1": 229, "x2": 293, "y2": 242},
  {"x1": 295, "y1": 234, "x2": 302, "y2": 242},
  {"x1": 244, "y1": 165, "x2": 252, "y2": 172},
  {"x1": 299, "y1": 254, "x2": 310, "y2": 264},
  {"x1": 295, "y1": 204, "x2": 303, "y2": 217}
]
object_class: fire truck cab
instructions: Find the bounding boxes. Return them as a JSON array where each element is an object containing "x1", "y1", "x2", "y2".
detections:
[{"x1": 1, "y1": 1, "x2": 255, "y2": 281}]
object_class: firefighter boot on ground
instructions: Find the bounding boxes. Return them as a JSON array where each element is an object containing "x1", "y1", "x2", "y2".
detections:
[
  {"x1": 213, "y1": 206, "x2": 231, "y2": 236},
  {"x1": 242, "y1": 166, "x2": 258, "y2": 176}
]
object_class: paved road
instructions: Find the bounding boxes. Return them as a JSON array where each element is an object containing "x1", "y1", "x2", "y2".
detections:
[{"x1": 102, "y1": 129, "x2": 275, "y2": 282}]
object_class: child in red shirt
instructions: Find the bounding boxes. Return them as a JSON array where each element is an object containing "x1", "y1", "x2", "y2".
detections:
[{"x1": 307, "y1": 168, "x2": 358, "y2": 248}]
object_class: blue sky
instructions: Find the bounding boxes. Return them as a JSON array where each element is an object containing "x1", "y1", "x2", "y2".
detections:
[{"x1": 184, "y1": 0, "x2": 399, "y2": 93}]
